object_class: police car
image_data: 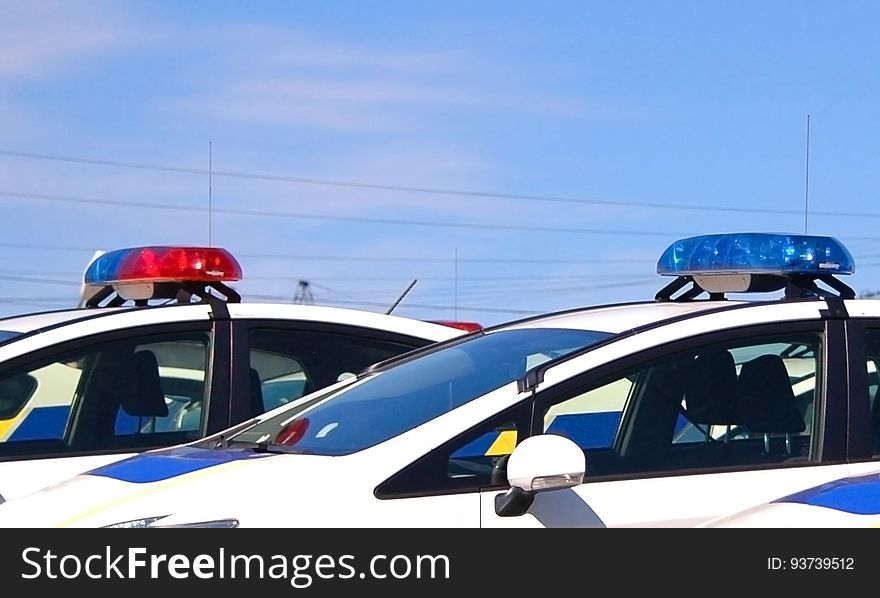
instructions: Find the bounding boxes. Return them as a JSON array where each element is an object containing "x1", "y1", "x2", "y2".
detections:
[
  {"x1": 0, "y1": 246, "x2": 471, "y2": 502},
  {"x1": 4, "y1": 232, "x2": 880, "y2": 528}
]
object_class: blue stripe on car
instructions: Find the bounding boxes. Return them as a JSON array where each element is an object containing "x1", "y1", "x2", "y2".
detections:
[
  {"x1": 88, "y1": 446, "x2": 272, "y2": 483},
  {"x1": 775, "y1": 474, "x2": 880, "y2": 515}
]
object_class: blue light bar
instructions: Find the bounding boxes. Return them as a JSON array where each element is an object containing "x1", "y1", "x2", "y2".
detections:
[{"x1": 657, "y1": 233, "x2": 855, "y2": 277}]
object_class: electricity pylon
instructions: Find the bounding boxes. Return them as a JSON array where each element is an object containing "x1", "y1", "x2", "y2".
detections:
[{"x1": 294, "y1": 280, "x2": 314, "y2": 304}]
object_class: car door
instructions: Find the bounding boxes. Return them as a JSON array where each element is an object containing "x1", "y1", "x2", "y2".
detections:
[
  {"x1": 479, "y1": 316, "x2": 866, "y2": 527},
  {"x1": 0, "y1": 322, "x2": 219, "y2": 501}
]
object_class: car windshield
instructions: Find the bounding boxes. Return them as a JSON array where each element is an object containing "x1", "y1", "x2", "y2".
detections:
[{"x1": 228, "y1": 327, "x2": 612, "y2": 455}]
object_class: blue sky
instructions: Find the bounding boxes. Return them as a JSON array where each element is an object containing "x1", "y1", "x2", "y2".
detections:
[{"x1": 2, "y1": 1, "x2": 880, "y2": 325}]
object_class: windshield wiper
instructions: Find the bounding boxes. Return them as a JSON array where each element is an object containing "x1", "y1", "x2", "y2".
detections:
[
  {"x1": 222, "y1": 438, "x2": 301, "y2": 454},
  {"x1": 198, "y1": 418, "x2": 261, "y2": 449},
  {"x1": 253, "y1": 441, "x2": 300, "y2": 454}
]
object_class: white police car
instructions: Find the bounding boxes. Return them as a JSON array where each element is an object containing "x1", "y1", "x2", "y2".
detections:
[
  {"x1": 4, "y1": 232, "x2": 880, "y2": 528},
  {"x1": 0, "y1": 246, "x2": 471, "y2": 502}
]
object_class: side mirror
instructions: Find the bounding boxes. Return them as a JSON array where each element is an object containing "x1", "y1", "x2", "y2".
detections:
[{"x1": 494, "y1": 434, "x2": 585, "y2": 517}]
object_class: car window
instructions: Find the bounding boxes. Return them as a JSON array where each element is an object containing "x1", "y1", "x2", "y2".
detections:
[
  {"x1": 544, "y1": 378, "x2": 631, "y2": 449},
  {"x1": 376, "y1": 329, "x2": 823, "y2": 498},
  {"x1": 539, "y1": 332, "x2": 821, "y2": 478},
  {"x1": 0, "y1": 331, "x2": 210, "y2": 456},
  {"x1": 377, "y1": 407, "x2": 533, "y2": 498},
  {"x1": 232, "y1": 328, "x2": 612, "y2": 454},
  {"x1": 247, "y1": 327, "x2": 437, "y2": 415},
  {"x1": 448, "y1": 420, "x2": 518, "y2": 483}
]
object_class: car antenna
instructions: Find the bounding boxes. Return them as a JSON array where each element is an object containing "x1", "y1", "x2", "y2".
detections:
[
  {"x1": 386, "y1": 279, "x2": 417, "y2": 314},
  {"x1": 803, "y1": 114, "x2": 810, "y2": 235}
]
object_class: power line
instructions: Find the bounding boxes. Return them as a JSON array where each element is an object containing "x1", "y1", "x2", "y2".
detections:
[
  {"x1": 0, "y1": 242, "x2": 655, "y2": 264},
  {"x1": 0, "y1": 241, "x2": 100, "y2": 252},
  {"x1": 247, "y1": 294, "x2": 541, "y2": 316},
  {"x1": 0, "y1": 190, "x2": 689, "y2": 237},
  {"x1": 0, "y1": 269, "x2": 85, "y2": 276},
  {"x1": 0, "y1": 274, "x2": 80, "y2": 286},
  {"x1": 0, "y1": 272, "x2": 655, "y2": 284},
  {"x1": 0, "y1": 148, "x2": 852, "y2": 218},
  {"x1": 0, "y1": 298, "x2": 72, "y2": 306},
  {"x1": 248, "y1": 273, "x2": 655, "y2": 283},
  {"x1": 240, "y1": 252, "x2": 653, "y2": 264},
  {"x1": 18, "y1": 185, "x2": 880, "y2": 239},
  {"x1": 3, "y1": 241, "x2": 880, "y2": 274}
]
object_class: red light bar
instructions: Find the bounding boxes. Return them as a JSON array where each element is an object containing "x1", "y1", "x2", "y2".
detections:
[{"x1": 85, "y1": 246, "x2": 243, "y2": 285}]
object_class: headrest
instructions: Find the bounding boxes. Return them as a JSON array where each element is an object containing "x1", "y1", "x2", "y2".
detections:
[
  {"x1": 737, "y1": 354, "x2": 804, "y2": 433},
  {"x1": 122, "y1": 350, "x2": 168, "y2": 418},
  {"x1": 684, "y1": 349, "x2": 739, "y2": 425}
]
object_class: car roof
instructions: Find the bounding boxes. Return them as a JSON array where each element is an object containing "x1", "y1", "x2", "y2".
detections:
[
  {"x1": 0, "y1": 308, "x2": 124, "y2": 333},
  {"x1": 0, "y1": 301, "x2": 464, "y2": 341},
  {"x1": 224, "y1": 302, "x2": 464, "y2": 340},
  {"x1": 497, "y1": 299, "x2": 750, "y2": 334}
]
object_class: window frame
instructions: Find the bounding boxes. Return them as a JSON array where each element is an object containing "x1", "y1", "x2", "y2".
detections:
[
  {"x1": 0, "y1": 321, "x2": 218, "y2": 462},
  {"x1": 533, "y1": 320, "x2": 842, "y2": 479},
  {"x1": 376, "y1": 318, "x2": 844, "y2": 499},
  {"x1": 843, "y1": 319, "x2": 880, "y2": 460}
]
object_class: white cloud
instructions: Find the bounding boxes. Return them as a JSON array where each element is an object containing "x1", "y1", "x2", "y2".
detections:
[
  {"x1": 173, "y1": 73, "x2": 587, "y2": 130},
  {"x1": 160, "y1": 22, "x2": 590, "y2": 130},
  {"x1": 214, "y1": 26, "x2": 464, "y2": 75},
  {"x1": 0, "y1": 1, "x2": 137, "y2": 81}
]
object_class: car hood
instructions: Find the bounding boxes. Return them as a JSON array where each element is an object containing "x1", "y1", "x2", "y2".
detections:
[{"x1": 0, "y1": 445, "x2": 347, "y2": 528}]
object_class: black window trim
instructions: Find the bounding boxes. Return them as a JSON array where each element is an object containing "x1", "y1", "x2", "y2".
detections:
[{"x1": 842, "y1": 318, "x2": 875, "y2": 461}]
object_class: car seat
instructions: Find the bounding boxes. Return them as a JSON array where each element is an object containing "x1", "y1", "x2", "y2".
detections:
[
  {"x1": 683, "y1": 349, "x2": 740, "y2": 442},
  {"x1": 737, "y1": 354, "x2": 805, "y2": 454}
]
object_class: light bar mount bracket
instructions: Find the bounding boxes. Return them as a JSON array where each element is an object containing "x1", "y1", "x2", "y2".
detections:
[
  {"x1": 84, "y1": 281, "x2": 241, "y2": 317},
  {"x1": 655, "y1": 273, "x2": 856, "y2": 302}
]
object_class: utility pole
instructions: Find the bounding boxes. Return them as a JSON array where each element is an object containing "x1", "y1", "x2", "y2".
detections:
[{"x1": 294, "y1": 280, "x2": 314, "y2": 304}]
